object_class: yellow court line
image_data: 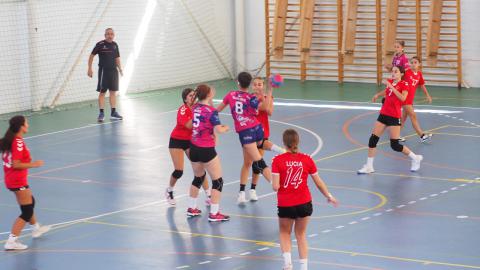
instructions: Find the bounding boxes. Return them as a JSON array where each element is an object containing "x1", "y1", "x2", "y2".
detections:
[
  {"x1": 228, "y1": 186, "x2": 387, "y2": 220},
  {"x1": 447, "y1": 125, "x2": 480, "y2": 129},
  {"x1": 80, "y1": 220, "x2": 480, "y2": 269},
  {"x1": 317, "y1": 167, "x2": 480, "y2": 184},
  {"x1": 315, "y1": 125, "x2": 450, "y2": 163},
  {"x1": 308, "y1": 247, "x2": 480, "y2": 269},
  {"x1": 433, "y1": 132, "x2": 480, "y2": 138}
]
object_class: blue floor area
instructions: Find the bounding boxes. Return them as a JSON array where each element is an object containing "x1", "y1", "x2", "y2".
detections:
[{"x1": 0, "y1": 98, "x2": 479, "y2": 270}]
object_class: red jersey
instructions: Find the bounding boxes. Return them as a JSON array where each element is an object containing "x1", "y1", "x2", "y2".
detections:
[
  {"x1": 403, "y1": 69, "x2": 425, "y2": 105},
  {"x1": 170, "y1": 104, "x2": 193, "y2": 140},
  {"x1": 256, "y1": 95, "x2": 273, "y2": 139},
  {"x1": 380, "y1": 79, "x2": 409, "y2": 119},
  {"x1": 272, "y1": 152, "x2": 318, "y2": 207},
  {"x1": 3, "y1": 137, "x2": 31, "y2": 189}
]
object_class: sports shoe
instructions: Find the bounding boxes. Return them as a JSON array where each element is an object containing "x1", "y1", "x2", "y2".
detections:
[
  {"x1": 357, "y1": 164, "x2": 375, "y2": 174},
  {"x1": 97, "y1": 112, "x2": 105, "y2": 123},
  {"x1": 205, "y1": 196, "x2": 212, "y2": 206},
  {"x1": 187, "y1": 208, "x2": 202, "y2": 217},
  {"x1": 4, "y1": 237, "x2": 28, "y2": 250},
  {"x1": 249, "y1": 189, "x2": 258, "y2": 201},
  {"x1": 411, "y1": 155, "x2": 423, "y2": 172},
  {"x1": 237, "y1": 191, "x2": 247, "y2": 204},
  {"x1": 399, "y1": 137, "x2": 406, "y2": 142},
  {"x1": 208, "y1": 212, "x2": 230, "y2": 222},
  {"x1": 31, "y1": 224, "x2": 51, "y2": 238},
  {"x1": 165, "y1": 188, "x2": 175, "y2": 205},
  {"x1": 110, "y1": 111, "x2": 123, "y2": 120},
  {"x1": 282, "y1": 264, "x2": 293, "y2": 270},
  {"x1": 420, "y1": 133, "x2": 433, "y2": 143}
]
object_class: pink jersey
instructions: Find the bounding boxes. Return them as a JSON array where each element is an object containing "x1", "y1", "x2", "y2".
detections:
[
  {"x1": 191, "y1": 103, "x2": 221, "y2": 148},
  {"x1": 392, "y1": 53, "x2": 410, "y2": 70},
  {"x1": 222, "y1": 90, "x2": 260, "y2": 133}
]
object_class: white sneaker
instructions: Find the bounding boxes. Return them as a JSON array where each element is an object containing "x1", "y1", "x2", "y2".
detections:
[
  {"x1": 411, "y1": 155, "x2": 423, "y2": 172},
  {"x1": 31, "y1": 224, "x2": 51, "y2": 238},
  {"x1": 237, "y1": 191, "x2": 247, "y2": 204},
  {"x1": 165, "y1": 188, "x2": 176, "y2": 206},
  {"x1": 4, "y1": 237, "x2": 28, "y2": 250},
  {"x1": 282, "y1": 264, "x2": 293, "y2": 270},
  {"x1": 357, "y1": 164, "x2": 375, "y2": 174},
  {"x1": 249, "y1": 189, "x2": 258, "y2": 201},
  {"x1": 420, "y1": 133, "x2": 433, "y2": 143}
]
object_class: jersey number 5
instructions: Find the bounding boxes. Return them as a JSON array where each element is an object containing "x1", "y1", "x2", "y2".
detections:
[{"x1": 193, "y1": 113, "x2": 200, "y2": 128}]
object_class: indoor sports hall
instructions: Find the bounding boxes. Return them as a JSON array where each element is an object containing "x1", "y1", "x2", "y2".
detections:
[{"x1": 0, "y1": 1, "x2": 479, "y2": 270}]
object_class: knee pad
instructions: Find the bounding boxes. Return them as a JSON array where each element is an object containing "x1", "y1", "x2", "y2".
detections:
[
  {"x1": 172, "y1": 170, "x2": 183, "y2": 179},
  {"x1": 19, "y1": 204, "x2": 34, "y2": 222},
  {"x1": 252, "y1": 159, "x2": 268, "y2": 174},
  {"x1": 212, "y1": 177, "x2": 224, "y2": 192},
  {"x1": 390, "y1": 139, "x2": 404, "y2": 152},
  {"x1": 368, "y1": 134, "x2": 380, "y2": 148},
  {"x1": 191, "y1": 172, "x2": 206, "y2": 188}
]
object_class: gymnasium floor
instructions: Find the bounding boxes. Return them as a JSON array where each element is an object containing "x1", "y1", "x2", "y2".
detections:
[{"x1": 0, "y1": 79, "x2": 479, "y2": 270}]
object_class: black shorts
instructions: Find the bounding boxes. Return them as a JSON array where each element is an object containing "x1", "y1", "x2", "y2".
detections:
[
  {"x1": 8, "y1": 185, "x2": 30, "y2": 192},
  {"x1": 278, "y1": 201, "x2": 313, "y2": 219},
  {"x1": 377, "y1": 114, "x2": 401, "y2": 126},
  {"x1": 169, "y1": 138, "x2": 190, "y2": 151},
  {"x1": 189, "y1": 144, "x2": 217, "y2": 163},
  {"x1": 97, "y1": 67, "x2": 119, "y2": 92},
  {"x1": 257, "y1": 138, "x2": 269, "y2": 149}
]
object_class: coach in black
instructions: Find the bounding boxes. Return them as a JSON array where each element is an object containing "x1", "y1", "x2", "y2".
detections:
[{"x1": 88, "y1": 28, "x2": 123, "y2": 122}]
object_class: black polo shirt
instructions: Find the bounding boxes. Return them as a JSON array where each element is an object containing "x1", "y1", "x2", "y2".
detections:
[{"x1": 91, "y1": 40, "x2": 120, "y2": 69}]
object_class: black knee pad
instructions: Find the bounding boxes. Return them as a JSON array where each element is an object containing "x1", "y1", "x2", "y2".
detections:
[
  {"x1": 172, "y1": 170, "x2": 183, "y2": 179},
  {"x1": 212, "y1": 177, "x2": 224, "y2": 192},
  {"x1": 251, "y1": 163, "x2": 260, "y2": 175},
  {"x1": 252, "y1": 159, "x2": 268, "y2": 174},
  {"x1": 368, "y1": 134, "x2": 380, "y2": 148},
  {"x1": 390, "y1": 139, "x2": 404, "y2": 152},
  {"x1": 19, "y1": 204, "x2": 34, "y2": 222},
  {"x1": 191, "y1": 172, "x2": 206, "y2": 188}
]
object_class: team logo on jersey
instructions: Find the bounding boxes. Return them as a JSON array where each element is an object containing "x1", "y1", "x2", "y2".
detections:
[
  {"x1": 16, "y1": 141, "x2": 24, "y2": 151},
  {"x1": 180, "y1": 107, "x2": 187, "y2": 115}
]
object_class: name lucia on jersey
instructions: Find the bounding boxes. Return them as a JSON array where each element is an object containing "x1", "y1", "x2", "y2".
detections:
[{"x1": 286, "y1": 161, "x2": 303, "y2": 167}]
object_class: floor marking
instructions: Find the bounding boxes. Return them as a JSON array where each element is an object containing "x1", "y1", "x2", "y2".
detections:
[
  {"x1": 348, "y1": 221, "x2": 358, "y2": 225},
  {"x1": 176, "y1": 266, "x2": 190, "y2": 269},
  {"x1": 456, "y1": 216, "x2": 469, "y2": 219},
  {"x1": 419, "y1": 197, "x2": 428, "y2": 200},
  {"x1": 360, "y1": 217, "x2": 370, "y2": 221},
  {"x1": 451, "y1": 187, "x2": 458, "y2": 190},
  {"x1": 239, "y1": 252, "x2": 251, "y2": 256},
  {"x1": 219, "y1": 257, "x2": 232, "y2": 260},
  {"x1": 430, "y1": 194, "x2": 438, "y2": 197},
  {"x1": 386, "y1": 209, "x2": 394, "y2": 212},
  {"x1": 408, "y1": 201, "x2": 416, "y2": 204},
  {"x1": 373, "y1": 213, "x2": 382, "y2": 217},
  {"x1": 335, "y1": 225, "x2": 345, "y2": 229},
  {"x1": 198, "y1": 261, "x2": 211, "y2": 265},
  {"x1": 322, "y1": 230, "x2": 332, "y2": 233},
  {"x1": 258, "y1": 247, "x2": 270, "y2": 251},
  {"x1": 308, "y1": 234, "x2": 318, "y2": 238},
  {"x1": 397, "y1": 205, "x2": 406, "y2": 208},
  {"x1": 440, "y1": 190, "x2": 448, "y2": 194}
]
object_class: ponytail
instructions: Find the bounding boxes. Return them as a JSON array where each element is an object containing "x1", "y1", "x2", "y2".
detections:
[
  {"x1": 282, "y1": 129, "x2": 300, "y2": 154},
  {"x1": 0, "y1": 115, "x2": 26, "y2": 153}
]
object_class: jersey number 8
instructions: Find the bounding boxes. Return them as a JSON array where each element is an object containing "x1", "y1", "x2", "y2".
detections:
[{"x1": 235, "y1": 101, "x2": 244, "y2": 115}]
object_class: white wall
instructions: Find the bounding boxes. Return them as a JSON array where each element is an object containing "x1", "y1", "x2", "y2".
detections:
[
  {"x1": 461, "y1": 0, "x2": 480, "y2": 88},
  {"x1": 0, "y1": 0, "x2": 235, "y2": 115}
]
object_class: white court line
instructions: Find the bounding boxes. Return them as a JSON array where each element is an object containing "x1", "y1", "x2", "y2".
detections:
[
  {"x1": 272, "y1": 97, "x2": 480, "y2": 110},
  {"x1": 198, "y1": 261, "x2": 211, "y2": 265},
  {"x1": 239, "y1": 252, "x2": 251, "y2": 256},
  {"x1": 219, "y1": 257, "x2": 232, "y2": 260}
]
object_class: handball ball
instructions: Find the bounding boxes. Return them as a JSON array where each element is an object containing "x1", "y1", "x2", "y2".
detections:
[{"x1": 269, "y1": 74, "x2": 284, "y2": 88}]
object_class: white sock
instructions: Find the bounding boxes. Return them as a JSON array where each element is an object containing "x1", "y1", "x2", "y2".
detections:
[
  {"x1": 271, "y1": 144, "x2": 286, "y2": 154},
  {"x1": 299, "y1": 259, "x2": 308, "y2": 270},
  {"x1": 188, "y1": 196, "x2": 197, "y2": 209},
  {"x1": 366, "y1": 157, "x2": 374, "y2": 167},
  {"x1": 210, "y1": 203, "x2": 219, "y2": 214},
  {"x1": 282, "y1": 252, "x2": 292, "y2": 266},
  {"x1": 408, "y1": 152, "x2": 417, "y2": 160},
  {"x1": 31, "y1": 223, "x2": 40, "y2": 230},
  {"x1": 204, "y1": 188, "x2": 211, "y2": 197},
  {"x1": 167, "y1": 186, "x2": 173, "y2": 192},
  {"x1": 8, "y1": 234, "x2": 17, "y2": 241}
]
